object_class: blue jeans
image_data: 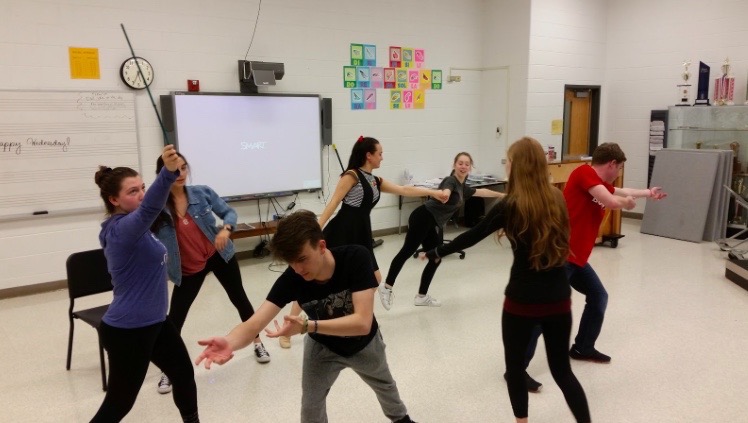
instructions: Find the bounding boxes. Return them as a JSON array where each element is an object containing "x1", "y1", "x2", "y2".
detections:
[{"x1": 524, "y1": 262, "x2": 609, "y2": 363}]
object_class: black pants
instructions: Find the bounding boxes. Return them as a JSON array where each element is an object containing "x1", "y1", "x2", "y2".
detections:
[
  {"x1": 502, "y1": 310, "x2": 590, "y2": 423},
  {"x1": 91, "y1": 318, "x2": 198, "y2": 422},
  {"x1": 169, "y1": 254, "x2": 255, "y2": 333},
  {"x1": 385, "y1": 206, "x2": 443, "y2": 295}
]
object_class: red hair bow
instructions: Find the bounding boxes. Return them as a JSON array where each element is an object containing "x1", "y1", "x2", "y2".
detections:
[{"x1": 357, "y1": 135, "x2": 364, "y2": 142}]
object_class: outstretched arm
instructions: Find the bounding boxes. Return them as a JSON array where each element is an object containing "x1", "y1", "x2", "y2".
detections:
[
  {"x1": 266, "y1": 288, "x2": 375, "y2": 338},
  {"x1": 425, "y1": 202, "x2": 506, "y2": 260},
  {"x1": 589, "y1": 185, "x2": 636, "y2": 210},
  {"x1": 614, "y1": 186, "x2": 667, "y2": 200},
  {"x1": 318, "y1": 172, "x2": 358, "y2": 228},
  {"x1": 379, "y1": 179, "x2": 449, "y2": 203},
  {"x1": 195, "y1": 300, "x2": 281, "y2": 369},
  {"x1": 473, "y1": 188, "x2": 506, "y2": 199}
]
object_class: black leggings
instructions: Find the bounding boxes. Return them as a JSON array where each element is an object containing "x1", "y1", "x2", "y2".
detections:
[
  {"x1": 91, "y1": 318, "x2": 198, "y2": 422},
  {"x1": 385, "y1": 205, "x2": 443, "y2": 295},
  {"x1": 502, "y1": 310, "x2": 590, "y2": 423},
  {"x1": 169, "y1": 254, "x2": 255, "y2": 334}
]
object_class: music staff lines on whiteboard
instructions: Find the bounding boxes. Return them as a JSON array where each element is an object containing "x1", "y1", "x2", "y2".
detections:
[
  {"x1": 0, "y1": 97, "x2": 133, "y2": 108},
  {"x1": 1, "y1": 167, "x2": 137, "y2": 184},
  {"x1": 0, "y1": 189, "x2": 103, "y2": 208},
  {"x1": 0, "y1": 122, "x2": 135, "y2": 134}
]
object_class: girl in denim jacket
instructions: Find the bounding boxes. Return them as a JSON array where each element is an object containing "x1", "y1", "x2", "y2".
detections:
[{"x1": 151, "y1": 152, "x2": 269, "y2": 394}]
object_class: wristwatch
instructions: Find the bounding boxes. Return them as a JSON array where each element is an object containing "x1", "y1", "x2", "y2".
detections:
[{"x1": 223, "y1": 225, "x2": 234, "y2": 233}]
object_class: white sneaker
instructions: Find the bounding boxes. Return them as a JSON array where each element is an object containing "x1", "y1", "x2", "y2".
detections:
[
  {"x1": 414, "y1": 294, "x2": 441, "y2": 307},
  {"x1": 157, "y1": 373, "x2": 172, "y2": 394},
  {"x1": 254, "y1": 342, "x2": 271, "y2": 363},
  {"x1": 378, "y1": 284, "x2": 394, "y2": 310}
]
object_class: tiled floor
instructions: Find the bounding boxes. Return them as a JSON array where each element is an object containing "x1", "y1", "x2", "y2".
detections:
[{"x1": 2, "y1": 219, "x2": 747, "y2": 422}]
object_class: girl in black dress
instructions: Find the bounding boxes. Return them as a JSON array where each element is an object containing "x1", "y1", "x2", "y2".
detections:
[{"x1": 278, "y1": 135, "x2": 447, "y2": 348}]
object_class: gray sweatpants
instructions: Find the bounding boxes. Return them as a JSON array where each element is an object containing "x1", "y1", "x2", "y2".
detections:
[{"x1": 301, "y1": 329, "x2": 409, "y2": 423}]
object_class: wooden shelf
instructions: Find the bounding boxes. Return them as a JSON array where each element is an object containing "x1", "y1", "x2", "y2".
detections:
[{"x1": 230, "y1": 220, "x2": 279, "y2": 240}]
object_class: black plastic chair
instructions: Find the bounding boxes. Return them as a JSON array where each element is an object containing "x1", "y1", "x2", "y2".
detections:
[{"x1": 66, "y1": 248, "x2": 112, "y2": 391}]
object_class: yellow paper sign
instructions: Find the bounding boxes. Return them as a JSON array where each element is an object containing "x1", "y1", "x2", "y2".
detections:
[
  {"x1": 551, "y1": 119, "x2": 563, "y2": 135},
  {"x1": 69, "y1": 47, "x2": 100, "y2": 79}
]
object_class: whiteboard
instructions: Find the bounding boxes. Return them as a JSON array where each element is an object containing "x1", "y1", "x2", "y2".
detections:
[{"x1": 0, "y1": 90, "x2": 140, "y2": 220}]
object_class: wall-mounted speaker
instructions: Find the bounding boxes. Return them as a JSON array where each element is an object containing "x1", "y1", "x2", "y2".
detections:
[{"x1": 321, "y1": 98, "x2": 332, "y2": 146}]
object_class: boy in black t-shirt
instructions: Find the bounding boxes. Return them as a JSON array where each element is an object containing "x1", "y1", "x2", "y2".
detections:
[{"x1": 195, "y1": 210, "x2": 415, "y2": 423}]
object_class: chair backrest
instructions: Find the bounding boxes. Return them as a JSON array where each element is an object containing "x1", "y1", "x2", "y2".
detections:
[{"x1": 66, "y1": 249, "x2": 113, "y2": 300}]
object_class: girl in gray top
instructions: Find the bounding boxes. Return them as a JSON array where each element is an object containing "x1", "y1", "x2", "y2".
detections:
[{"x1": 379, "y1": 152, "x2": 504, "y2": 309}]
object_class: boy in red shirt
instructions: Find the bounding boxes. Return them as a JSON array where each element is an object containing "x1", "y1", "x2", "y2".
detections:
[{"x1": 520, "y1": 143, "x2": 666, "y2": 391}]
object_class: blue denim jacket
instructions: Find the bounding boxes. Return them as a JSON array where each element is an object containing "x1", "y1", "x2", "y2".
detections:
[{"x1": 153, "y1": 185, "x2": 237, "y2": 286}]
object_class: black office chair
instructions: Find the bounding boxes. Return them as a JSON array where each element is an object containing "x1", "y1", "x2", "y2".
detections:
[{"x1": 66, "y1": 248, "x2": 112, "y2": 391}]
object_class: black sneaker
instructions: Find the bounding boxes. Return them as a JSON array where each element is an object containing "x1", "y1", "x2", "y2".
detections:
[
  {"x1": 503, "y1": 371, "x2": 543, "y2": 393},
  {"x1": 569, "y1": 346, "x2": 611, "y2": 363},
  {"x1": 254, "y1": 343, "x2": 271, "y2": 363},
  {"x1": 393, "y1": 415, "x2": 416, "y2": 423}
]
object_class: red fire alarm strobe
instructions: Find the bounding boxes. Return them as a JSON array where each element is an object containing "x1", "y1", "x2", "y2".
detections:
[{"x1": 188, "y1": 80, "x2": 200, "y2": 92}]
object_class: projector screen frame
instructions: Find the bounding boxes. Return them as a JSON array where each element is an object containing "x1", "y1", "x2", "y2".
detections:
[{"x1": 160, "y1": 91, "x2": 324, "y2": 202}]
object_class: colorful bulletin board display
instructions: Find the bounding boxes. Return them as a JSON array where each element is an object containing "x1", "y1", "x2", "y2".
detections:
[{"x1": 344, "y1": 43, "x2": 441, "y2": 110}]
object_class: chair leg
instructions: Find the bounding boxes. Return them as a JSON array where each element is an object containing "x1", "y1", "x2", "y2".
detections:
[
  {"x1": 66, "y1": 318, "x2": 74, "y2": 370},
  {"x1": 97, "y1": 331, "x2": 107, "y2": 391}
]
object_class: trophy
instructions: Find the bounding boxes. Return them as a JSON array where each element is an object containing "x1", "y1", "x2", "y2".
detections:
[
  {"x1": 714, "y1": 57, "x2": 735, "y2": 106},
  {"x1": 694, "y1": 61, "x2": 711, "y2": 105},
  {"x1": 676, "y1": 60, "x2": 692, "y2": 106}
]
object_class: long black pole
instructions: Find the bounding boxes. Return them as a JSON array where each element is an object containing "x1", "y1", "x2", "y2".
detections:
[
  {"x1": 331, "y1": 143, "x2": 345, "y2": 172},
  {"x1": 120, "y1": 24, "x2": 170, "y2": 145}
]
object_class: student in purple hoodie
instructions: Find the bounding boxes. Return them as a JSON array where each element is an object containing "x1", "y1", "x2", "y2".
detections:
[{"x1": 91, "y1": 145, "x2": 199, "y2": 423}]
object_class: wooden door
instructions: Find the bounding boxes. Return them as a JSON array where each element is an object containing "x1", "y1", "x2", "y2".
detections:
[{"x1": 564, "y1": 89, "x2": 592, "y2": 156}]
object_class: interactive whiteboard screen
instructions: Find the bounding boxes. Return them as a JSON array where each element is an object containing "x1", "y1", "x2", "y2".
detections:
[{"x1": 163, "y1": 92, "x2": 322, "y2": 200}]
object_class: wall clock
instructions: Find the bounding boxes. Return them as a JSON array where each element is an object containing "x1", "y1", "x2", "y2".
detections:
[{"x1": 120, "y1": 57, "x2": 154, "y2": 89}]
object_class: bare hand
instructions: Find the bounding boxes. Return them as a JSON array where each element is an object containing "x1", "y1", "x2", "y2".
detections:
[
  {"x1": 265, "y1": 315, "x2": 304, "y2": 338},
  {"x1": 649, "y1": 187, "x2": 667, "y2": 200},
  {"x1": 418, "y1": 252, "x2": 440, "y2": 264},
  {"x1": 624, "y1": 196, "x2": 636, "y2": 210},
  {"x1": 434, "y1": 189, "x2": 449, "y2": 203},
  {"x1": 161, "y1": 145, "x2": 179, "y2": 172},
  {"x1": 214, "y1": 229, "x2": 230, "y2": 251},
  {"x1": 195, "y1": 337, "x2": 234, "y2": 369}
]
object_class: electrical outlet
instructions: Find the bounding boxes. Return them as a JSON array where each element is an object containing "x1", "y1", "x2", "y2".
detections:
[{"x1": 447, "y1": 75, "x2": 462, "y2": 83}]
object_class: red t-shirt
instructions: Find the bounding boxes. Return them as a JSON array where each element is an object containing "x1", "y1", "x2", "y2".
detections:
[
  {"x1": 175, "y1": 214, "x2": 216, "y2": 276},
  {"x1": 563, "y1": 164, "x2": 614, "y2": 266}
]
